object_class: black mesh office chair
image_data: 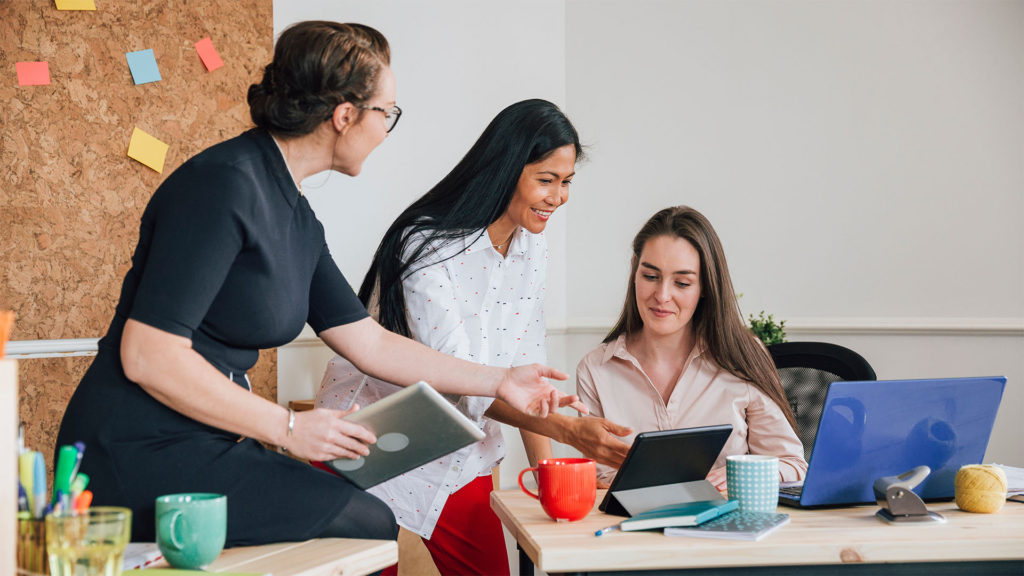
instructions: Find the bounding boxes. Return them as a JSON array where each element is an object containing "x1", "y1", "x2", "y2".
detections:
[{"x1": 767, "y1": 341, "x2": 876, "y2": 460}]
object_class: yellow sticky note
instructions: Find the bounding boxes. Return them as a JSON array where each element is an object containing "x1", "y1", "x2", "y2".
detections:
[
  {"x1": 127, "y1": 127, "x2": 169, "y2": 173},
  {"x1": 55, "y1": 0, "x2": 97, "y2": 10}
]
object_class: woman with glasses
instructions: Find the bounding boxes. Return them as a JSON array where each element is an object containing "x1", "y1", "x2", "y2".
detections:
[
  {"x1": 576, "y1": 206, "x2": 807, "y2": 490},
  {"x1": 317, "y1": 99, "x2": 634, "y2": 576},
  {"x1": 55, "y1": 21, "x2": 578, "y2": 548}
]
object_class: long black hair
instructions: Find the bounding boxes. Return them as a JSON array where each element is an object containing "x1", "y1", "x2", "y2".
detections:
[{"x1": 359, "y1": 98, "x2": 583, "y2": 337}]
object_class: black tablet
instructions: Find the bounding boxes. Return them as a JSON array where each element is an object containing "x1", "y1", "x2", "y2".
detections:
[{"x1": 599, "y1": 424, "x2": 733, "y2": 516}]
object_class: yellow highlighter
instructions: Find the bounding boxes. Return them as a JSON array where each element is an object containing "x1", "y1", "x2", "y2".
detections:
[{"x1": 19, "y1": 451, "x2": 35, "y2": 514}]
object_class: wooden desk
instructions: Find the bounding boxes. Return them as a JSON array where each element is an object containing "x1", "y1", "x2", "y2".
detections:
[
  {"x1": 491, "y1": 489, "x2": 1024, "y2": 575},
  {"x1": 150, "y1": 538, "x2": 397, "y2": 576}
]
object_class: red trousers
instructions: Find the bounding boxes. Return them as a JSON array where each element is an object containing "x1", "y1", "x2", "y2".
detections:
[{"x1": 383, "y1": 474, "x2": 510, "y2": 576}]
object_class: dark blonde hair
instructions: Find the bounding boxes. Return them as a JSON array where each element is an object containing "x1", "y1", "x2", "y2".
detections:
[
  {"x1": 248, "y1": 21, "x2": 390, "y2": 137},
  {"x1": 606, "y1": 206, "x2": 797, "y2": 432}
]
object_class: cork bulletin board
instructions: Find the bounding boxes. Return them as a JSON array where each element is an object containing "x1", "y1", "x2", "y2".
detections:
[{"x1": 0, "y1": 2, "x2": 275, "y2": 466}]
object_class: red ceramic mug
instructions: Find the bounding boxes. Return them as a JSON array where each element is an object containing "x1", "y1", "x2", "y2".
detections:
[{"x1": 518, "y1": 457, "x2": 597, "y2": 521}]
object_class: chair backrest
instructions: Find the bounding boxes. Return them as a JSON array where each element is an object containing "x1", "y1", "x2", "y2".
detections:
[{"x1": 766, "y1": 341, "x2": 876, "y2": 460}]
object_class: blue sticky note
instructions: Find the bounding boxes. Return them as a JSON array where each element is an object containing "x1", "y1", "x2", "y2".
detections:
[{"x1": 126, "y1": 49, "x2": 161, "y2": 85}]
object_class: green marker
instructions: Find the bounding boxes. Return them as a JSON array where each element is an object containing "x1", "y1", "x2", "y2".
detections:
[
  {"x1": 53, "y1": 445, "x2": 78, "y2": 506},
  {"x1": 71, "y1": 473, "x2": 90, "y2": 494}
]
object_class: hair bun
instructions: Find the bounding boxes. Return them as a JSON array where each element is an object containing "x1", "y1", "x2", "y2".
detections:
[{"x1": 247, "y1": 21, "x2": 390, "y2": 137}]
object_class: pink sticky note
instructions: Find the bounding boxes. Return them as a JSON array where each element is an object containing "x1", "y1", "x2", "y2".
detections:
[
  {"x1": 194, "y1": 37, "x2": 224, "y2": 72},
  {"x1": 16, "y1": 62, "x2": 51, "y2": 86}
]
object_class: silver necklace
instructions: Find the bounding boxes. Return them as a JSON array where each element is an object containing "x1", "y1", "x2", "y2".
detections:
[{"x1": 491, "y1": 229, "x2": 515, "y2": 250}]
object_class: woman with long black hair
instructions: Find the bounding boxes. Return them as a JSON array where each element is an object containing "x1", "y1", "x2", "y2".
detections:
[{"x1": 317, "y1": 99, "x2": 632, "y2": 575}]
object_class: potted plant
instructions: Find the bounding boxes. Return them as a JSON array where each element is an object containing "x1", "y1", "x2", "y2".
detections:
[{"x1": 748, "y1": 310, "x2": 786, "y2": 346}]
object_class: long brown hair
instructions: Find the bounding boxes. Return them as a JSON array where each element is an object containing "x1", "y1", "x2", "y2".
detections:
[{"x1": 606, "y1": 206, "x2": 797, "y2": 432}]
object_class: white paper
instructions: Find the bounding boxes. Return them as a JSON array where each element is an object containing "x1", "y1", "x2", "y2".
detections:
[
  {"x1": 613, "y1": 480, "x2": 725, "y2": 516},
  {"x1": 122, "y1": 542, "x2": 162, "y2": 571},
  {"x1": 991, "y1": 463, "x2": 1024, "y2": 495}
]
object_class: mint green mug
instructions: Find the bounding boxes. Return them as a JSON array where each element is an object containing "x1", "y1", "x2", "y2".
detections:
[{"x1": 155, "y1": 493, "x2": 227, "y2": 569}]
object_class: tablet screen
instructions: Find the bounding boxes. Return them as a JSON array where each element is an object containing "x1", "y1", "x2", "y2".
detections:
[{"x1": 600, "y1": 424, "x2": 732, "y2": 513}]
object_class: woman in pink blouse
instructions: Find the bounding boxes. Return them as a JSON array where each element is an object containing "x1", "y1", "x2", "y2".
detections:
[{"x1": 576, "y1": 206, "x2": 807, "y2": 489}]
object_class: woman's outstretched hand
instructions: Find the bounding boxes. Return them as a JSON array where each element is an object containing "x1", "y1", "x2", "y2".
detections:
[
  {"x1": 566, "y1": 417, "x2": 633, "y2": 468},
  {"x1": 496, "y1": 364, "x2": 586, "y2": 418},
  {"x1": 281, "y1": 406, "x2": 377, "y2": 462}
]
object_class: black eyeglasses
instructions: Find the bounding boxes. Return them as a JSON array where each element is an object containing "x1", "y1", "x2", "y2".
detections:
[{"x1": 358, "y1": 105, "x2": 402, "y2": 133}]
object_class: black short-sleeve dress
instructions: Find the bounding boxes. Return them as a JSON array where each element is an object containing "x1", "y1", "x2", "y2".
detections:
[{"x1": 56, "y1": 129, "x2": 374, "y2": 545}]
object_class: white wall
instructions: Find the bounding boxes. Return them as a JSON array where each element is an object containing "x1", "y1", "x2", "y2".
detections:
[
  {"x1": 563, "y1": 0, "x2": 1024, "y2": 465},
  {"x1": 565, "y1": 0, "x2": 1024, "y2": 323},
  {"x1": 275, "y1": 0, "x2": 1024, "y2": 480}
]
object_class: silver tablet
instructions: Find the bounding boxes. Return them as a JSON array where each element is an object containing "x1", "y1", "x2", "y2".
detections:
[{"x1": 325, "y1": 381, "x2": 486, "y2": 489}]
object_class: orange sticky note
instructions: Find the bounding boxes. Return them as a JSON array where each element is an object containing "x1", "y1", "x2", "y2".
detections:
[
  {"x1": 0, "y1": 310, "x2": 14, "y2": 358},
  {"x1": 127, "y1": 127, "x2": 169, "y2": 173},
  {"x1": 54, "y1": 0, "x2": 96, "y2": 10},
  {"x1": 194, "y1": 37, "x2": 224, "y2": 72},
  {"x1": 16, "y1": 62, "x2": 50, "y2": 86}
]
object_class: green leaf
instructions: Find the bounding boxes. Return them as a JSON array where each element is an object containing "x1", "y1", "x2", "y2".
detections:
[{"x1": 748, "y1": 310, "x2": 787, "y2": 346}]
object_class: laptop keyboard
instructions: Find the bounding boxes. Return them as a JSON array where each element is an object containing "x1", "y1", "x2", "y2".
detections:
[{"x1": 779, "y1": 485, "x2": 803, "y2": 497}]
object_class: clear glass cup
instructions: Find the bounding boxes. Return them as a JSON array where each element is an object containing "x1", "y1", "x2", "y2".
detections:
[
  {"x1": 46, "y1": 507, "x2": 132, "y2": 576},
  {"x1": 17, "y1": 516, "x2": 49, "y2": 575}
]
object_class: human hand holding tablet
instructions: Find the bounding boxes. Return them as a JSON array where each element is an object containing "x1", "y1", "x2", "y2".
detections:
[
  {"x1": 283, "y1": 405, "x2": 377, "y2": 462},
  {"x1": 600, "y1": 424, "x2": 733, "y2": 517},
  {"x1": 325, "y1": 381, "x2": 486, "y2": 489}
]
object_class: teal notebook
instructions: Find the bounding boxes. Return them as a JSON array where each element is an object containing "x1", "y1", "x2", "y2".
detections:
[
  {"x1": 664, "y1": 510, "x2": 790, "y2": 541},
  {"x1": 619, "y1": 499, "x2": 739, "y2": 532}
]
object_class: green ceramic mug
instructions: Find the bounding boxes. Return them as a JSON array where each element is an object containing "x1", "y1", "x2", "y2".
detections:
[{"x1": 155, "y1": 493, "x2": 227, "y2": 570}]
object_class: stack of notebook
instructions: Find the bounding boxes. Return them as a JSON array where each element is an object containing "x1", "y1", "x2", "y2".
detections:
[
  {"x1": 617, "y1": 499, "x2": 739, "y2": 532},
  {"x1": 665, "y1": 510, "x2": 791, "y2": 541},
  {"x1": 599, "y1": 499, "x2": 791, "y2": 542}
]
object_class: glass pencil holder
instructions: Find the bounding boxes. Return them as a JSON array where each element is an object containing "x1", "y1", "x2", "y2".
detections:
[{"x1": 16, "y1": 516, "x2": 49, "y2": 575}]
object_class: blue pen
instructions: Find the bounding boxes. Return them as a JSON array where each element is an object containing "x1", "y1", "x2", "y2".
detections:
[
  {"x1": 55, "y1": 490, "x2": 69, "y2": 516},
  {"x1": 17, "y1": 482, "x2": 29, "y2": 512},
  {"x1": 69, "y1": 441, "x2": 86, "y2": 487},
  {"x1": 32, "y1": 451, "x2": 46, "y2": 519},
  {"x1": 595, "y1": 523, "x2": 621, "y2": 537}
]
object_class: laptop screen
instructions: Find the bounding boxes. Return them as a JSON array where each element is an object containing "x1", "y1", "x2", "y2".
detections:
[{"x1": 798, "y1": 376, "x2": 1005, "y2": 506}]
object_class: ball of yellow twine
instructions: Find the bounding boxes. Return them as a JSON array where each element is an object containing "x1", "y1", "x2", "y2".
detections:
[{"x1": 955, "y1": 464, "x2": 1007, "y2": 514}]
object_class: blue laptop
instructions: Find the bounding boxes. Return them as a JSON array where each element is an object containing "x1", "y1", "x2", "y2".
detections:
[{"x1": 778, "y1": 376, "x2": 1005, "y2": 508}]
